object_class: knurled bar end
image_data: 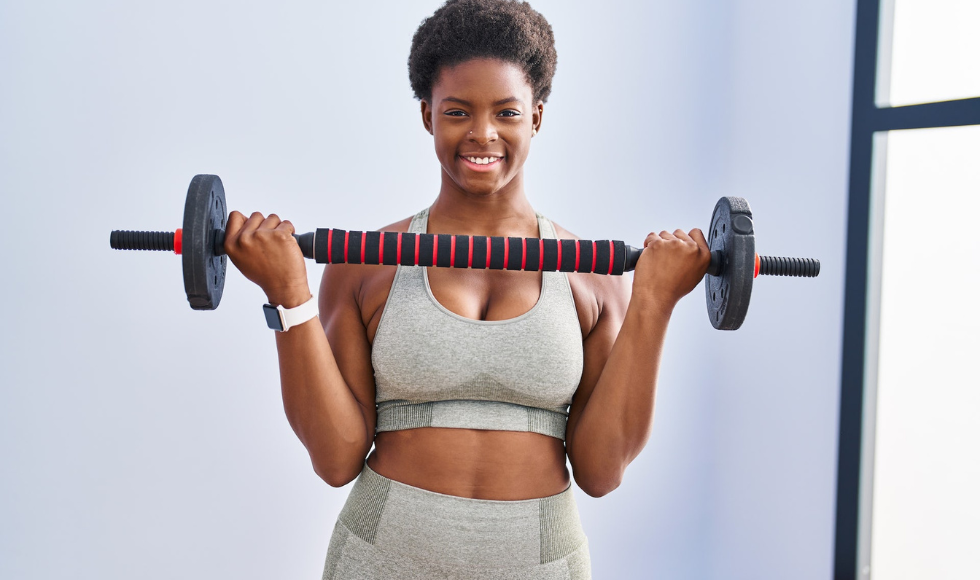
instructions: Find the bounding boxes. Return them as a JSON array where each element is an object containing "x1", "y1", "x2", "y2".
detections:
[
  {"x1": 757, "y1": 255, "x2": 820, "y2": 278},
  {"x1": 110, "y1": 230, "x2": 175, "y2": 252}
]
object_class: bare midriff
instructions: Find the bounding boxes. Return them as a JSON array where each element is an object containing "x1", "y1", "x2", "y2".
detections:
[{"x1": 367, "y1": 428, "x2": 570, "y2": 501}]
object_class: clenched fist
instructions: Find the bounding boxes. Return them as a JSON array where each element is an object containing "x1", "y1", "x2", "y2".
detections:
[
  {"x1": 223, "y1": 211, "x2": 312, "y2": 308},
  {"x1": 631, "y1": 228, "x2": 711, "y2": 311}
]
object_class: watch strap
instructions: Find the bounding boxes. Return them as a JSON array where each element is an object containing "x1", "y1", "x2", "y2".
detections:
[{"x1": 263, "y1": 296, "x2": 318, "y2": 332}]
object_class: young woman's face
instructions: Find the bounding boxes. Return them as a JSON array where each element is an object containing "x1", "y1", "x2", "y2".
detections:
[{"x1": 422, "y1": 58, "x2": 542, "y2": 198}]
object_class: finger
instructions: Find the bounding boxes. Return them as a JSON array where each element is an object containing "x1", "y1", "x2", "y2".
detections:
[
  {"x1": 276, "y1": 219, "x2": 296, "y2": 235},
  {"x1": 260, "y1": 213, "x2": 282, "y2": 230},
  {"x1": 240, "y1": 212, "x2": 267, "y2": 237},
  {"x1": 688, "y1": 228, "x2": 709, "y2": 251},
  {"x1": 643, "y1": 232, "x2": 660, "y2": 248},
  {"x1": 673, "y1": 229, "x2": 694, "y2": 243},
  {"x1": 224, "y1": 211, "x2": 248, "y2": 252},
  {"x1": 659, "y1": 230, "x2": 677, "y2": 241},
  {"x1": 225, "y1": 210, "x2": 247, "y2": 238}
]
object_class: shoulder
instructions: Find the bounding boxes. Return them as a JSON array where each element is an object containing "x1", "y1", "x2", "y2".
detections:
[
  {"x1": 318, "y1": 215, "x2": 415, "y2": 324},
  {"x1": 548, "y1": 219, "x2": 631, "y2": 338}
]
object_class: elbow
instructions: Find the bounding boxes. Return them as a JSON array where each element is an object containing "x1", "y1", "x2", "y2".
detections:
[
  {"x1": 312, "y1": 459, "x2": 362, "y2": 488},
  {"x1": 573, "y1": 469, "x2": 623, "y2": 498}
]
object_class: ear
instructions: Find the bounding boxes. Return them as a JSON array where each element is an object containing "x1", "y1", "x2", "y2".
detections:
[
  {"x1": 421, "y1": 100, "x2": 434, "y2": 135},
  {"x1": 532, "y1": 101, "x2": 544, "y2": 135}
]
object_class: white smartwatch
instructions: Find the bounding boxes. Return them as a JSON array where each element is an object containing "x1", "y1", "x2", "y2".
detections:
[{"x1": 263, "y1": 296, "x2": 318, "y2": 332}]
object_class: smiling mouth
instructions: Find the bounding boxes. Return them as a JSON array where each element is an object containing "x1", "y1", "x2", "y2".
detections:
[{"x1": 460, "y1": 155, "x2": 503, "y2": 166}]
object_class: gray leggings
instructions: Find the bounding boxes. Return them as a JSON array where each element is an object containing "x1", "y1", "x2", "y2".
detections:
[{"x1": 322, "y1": 464, "x2": 591, "y2": 579}]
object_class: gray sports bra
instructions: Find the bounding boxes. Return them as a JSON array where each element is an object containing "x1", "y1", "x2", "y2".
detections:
[{"x1": 371, "y1": 208, "x2": 584, "y2": 440}]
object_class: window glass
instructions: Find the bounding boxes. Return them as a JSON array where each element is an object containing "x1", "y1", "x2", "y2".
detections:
[
  {"x1": 869, "y1": 124, "x2": 980, "y2": 578},
  {"x1": 881, "y1": 0, "x2": 980, "y2": 106}
]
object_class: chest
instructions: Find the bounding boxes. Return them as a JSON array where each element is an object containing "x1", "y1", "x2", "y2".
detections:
[{"x1": 362, "y1": 266, "x2": 595, "y2": 344}]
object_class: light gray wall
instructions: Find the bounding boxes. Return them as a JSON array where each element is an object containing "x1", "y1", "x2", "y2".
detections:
[{"x1": 0, "y1": 1, "x2": 853, "y2": 578}]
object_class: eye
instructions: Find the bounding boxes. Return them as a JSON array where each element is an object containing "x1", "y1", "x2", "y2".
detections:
[
  {"x1": 498, "y1": 109, "x2": 521, "y2": 118},
  {"x1": 444, "y1": 110, "x2": 467, "y2": 117}
]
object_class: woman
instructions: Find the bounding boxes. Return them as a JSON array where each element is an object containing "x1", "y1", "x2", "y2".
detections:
[{"x1": 224, "y1": 1, "x2": 709, "y2": 577}]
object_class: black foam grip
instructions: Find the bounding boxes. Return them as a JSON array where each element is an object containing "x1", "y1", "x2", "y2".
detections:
[
  {"x1": 525, "y1": 239, "x2": 541, "y2": 272},
  {"x1": 400, "y1": 233, "x2": 416, "y2": 266},
  {"x1": 594, "y1": 240, "x2": 611, "y2": 274},
  {"x1": 489, "y1": 237, "x2": 506, "y2": 269},
  {"x1": 347, "y1": 231, "x2": 362, "y2": 264},
  {"x1": 454, "y1": 236, "x2": 469, "y2": 268},
  {"x1": 471, "y1": 236, "x2": 488, "y2": 269},
  {"x1": 611, "y1": 241, "x2": 627, "y2": 275},
  {"x1": 365, "y1": 231, "x2": 381, "y2": 265},
  {"x1": 309, "y1": 230, "x2": 628, "y2": 275}
]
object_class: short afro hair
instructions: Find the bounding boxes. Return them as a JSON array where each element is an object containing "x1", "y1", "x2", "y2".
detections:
[{"x1": 408, "y1": 0, "x2": 558, "y2": 103}]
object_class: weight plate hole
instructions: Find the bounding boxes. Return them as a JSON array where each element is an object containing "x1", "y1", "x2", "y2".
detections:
[
  {"x1": 722, "y1": 224, "x2": 726, "y2": 233},
  {"x1": 712, "y1": 291, "x2": 716, "y2": 301}
]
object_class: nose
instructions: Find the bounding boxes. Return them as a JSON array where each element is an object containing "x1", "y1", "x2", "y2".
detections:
[{"x1": 469, "y1": 118, "x2": 498, "y2": 145}]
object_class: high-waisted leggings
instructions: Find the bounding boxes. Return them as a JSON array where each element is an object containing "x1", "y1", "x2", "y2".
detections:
[{"x1": 322, "y1": 464, "x2": 591, "y2": 579}]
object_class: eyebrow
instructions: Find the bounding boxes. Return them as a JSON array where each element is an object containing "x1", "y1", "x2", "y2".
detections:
[{"x1": 441, "y1": 97, "x2": 525, "y2": 107}]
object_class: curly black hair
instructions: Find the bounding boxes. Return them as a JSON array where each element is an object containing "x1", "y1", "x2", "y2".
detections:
[{"x1": 408, "y1": 0, "x2": 558, "y2": 103}]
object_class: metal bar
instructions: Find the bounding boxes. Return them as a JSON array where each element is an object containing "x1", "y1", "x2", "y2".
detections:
[
  {"x1": 835, "y1": 0, "x2": 882, "y2": 577},
  {"x1": 872, "y1": 97, "x2": 980, "y2": 132}
]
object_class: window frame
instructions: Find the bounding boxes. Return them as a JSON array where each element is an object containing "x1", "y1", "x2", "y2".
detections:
[{"x1": 835, "y1": 1, "x2": 980, "y2": 579}]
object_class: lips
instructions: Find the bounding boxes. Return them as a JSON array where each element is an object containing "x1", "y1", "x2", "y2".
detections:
[
  {"x1": 462, "y1": 155, "x2": 502, "y2": 165},
  {"x1": 459, "y1": 154, "x2": 504, "y2": 171}
]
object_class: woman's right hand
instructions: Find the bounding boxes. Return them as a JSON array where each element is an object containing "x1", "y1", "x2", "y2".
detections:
[{"x1": 223, "y1": 211, "x2": 312, "y2": 307}]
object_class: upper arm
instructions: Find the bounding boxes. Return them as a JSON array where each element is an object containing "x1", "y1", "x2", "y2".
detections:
[
  {"x1": 318, "y1": 263, "x2": 378, "y2": 439},
  {"x1": 315, "y1": 217, "x2": 412, "y2": 441},
  {"x1": 564, "y1": 271, "x2": 631, "y2": 451},
  {"x1": 546, "y1": 221, "x2": 632, "y2": 448}
]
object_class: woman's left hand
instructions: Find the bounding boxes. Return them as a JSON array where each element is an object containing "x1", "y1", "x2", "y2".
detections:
[{"x1": 630, "y1": 228, "x2": 711, "y2": 312}]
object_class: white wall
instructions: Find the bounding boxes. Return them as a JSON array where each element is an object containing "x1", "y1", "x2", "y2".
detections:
[{"x1": 0, "y1": 1, "x2": 853, "y2": 578}]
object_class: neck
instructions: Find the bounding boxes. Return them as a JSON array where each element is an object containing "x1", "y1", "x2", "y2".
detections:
[{"x1": 429, "y1": 170, "x2": 538, "y2": 237}]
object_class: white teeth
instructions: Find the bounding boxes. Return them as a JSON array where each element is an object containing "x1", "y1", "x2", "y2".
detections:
[{"x1": 466, "y1": 156, "x2": 500, "y2": 165}]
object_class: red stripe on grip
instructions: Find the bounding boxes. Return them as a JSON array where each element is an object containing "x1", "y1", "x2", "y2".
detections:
[
  {"x1": 327, "y1": 229, "x2": 334, "y2": 264},
  {"x1": 521, "y1": 238, "x2": 527, "y2": 270},
  {"x1": 575, "y1": 240, "x2": 580, "y2": 271},
  {"x1": 503, "y1": 239, "x2": 510, "y2": 269},
  {"x1": 396, "y1": 233, "x2": 402, "y2": 264},
  {"x1": 467, "y1": 237, "x2": 473, "y2": 268},
  {"x1": 414, "y1": 234, "x2": 419, "y2": 265},
  {"x1": 450, "y1": 235, "x2": 456, "y2": 266},
  {"x1": 361, "y1": 233, "x2": 366, "y2": 263},
  {"x1": 344, "y1": 231, "x2": 350, "y2": 263},
  {"x1": 608, "y1": 240, "x2": 614, "y2": 274},
  {"x1": 378, "y1": 231, "x2": 384, "y2": 263},
  {"x1": 539, "y1": 239, "x2": 544, "y2": 270},
  {"x1": 591, "y1": 241, "x2": 597, "y2": 273}
]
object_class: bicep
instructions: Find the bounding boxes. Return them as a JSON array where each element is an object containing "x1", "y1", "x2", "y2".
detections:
[
  {"x1": 565, "y1": 274, "x2": 630, "y2": 447},
  {"x1": 319, "y1": 264, "x2": 378, "y2": 437}
]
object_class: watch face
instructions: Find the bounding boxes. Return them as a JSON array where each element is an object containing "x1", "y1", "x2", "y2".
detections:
[{"x1": 263, "y1": 304, "x2": 284, "y2": 331}]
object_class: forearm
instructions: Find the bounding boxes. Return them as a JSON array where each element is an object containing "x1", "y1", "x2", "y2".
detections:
[
  {"x1": 567, "y1": 296, "x2": 672, "y2": 493},
  {"x1": 275, "y1": 316, "x2": 372, "y2": 485}
]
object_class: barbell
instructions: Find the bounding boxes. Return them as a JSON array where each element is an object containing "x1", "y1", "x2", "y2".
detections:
[{"x1": 109, "y1": 174, "x2": 819, "y2": 330}]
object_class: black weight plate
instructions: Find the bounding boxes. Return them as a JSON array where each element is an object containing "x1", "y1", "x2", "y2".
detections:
[
  {"x1": 182, "y1": 174, "x2": 227, "y2": 310},
  {"x1": 705, "y1": 197, "x2": 755, "y2": 330}
]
